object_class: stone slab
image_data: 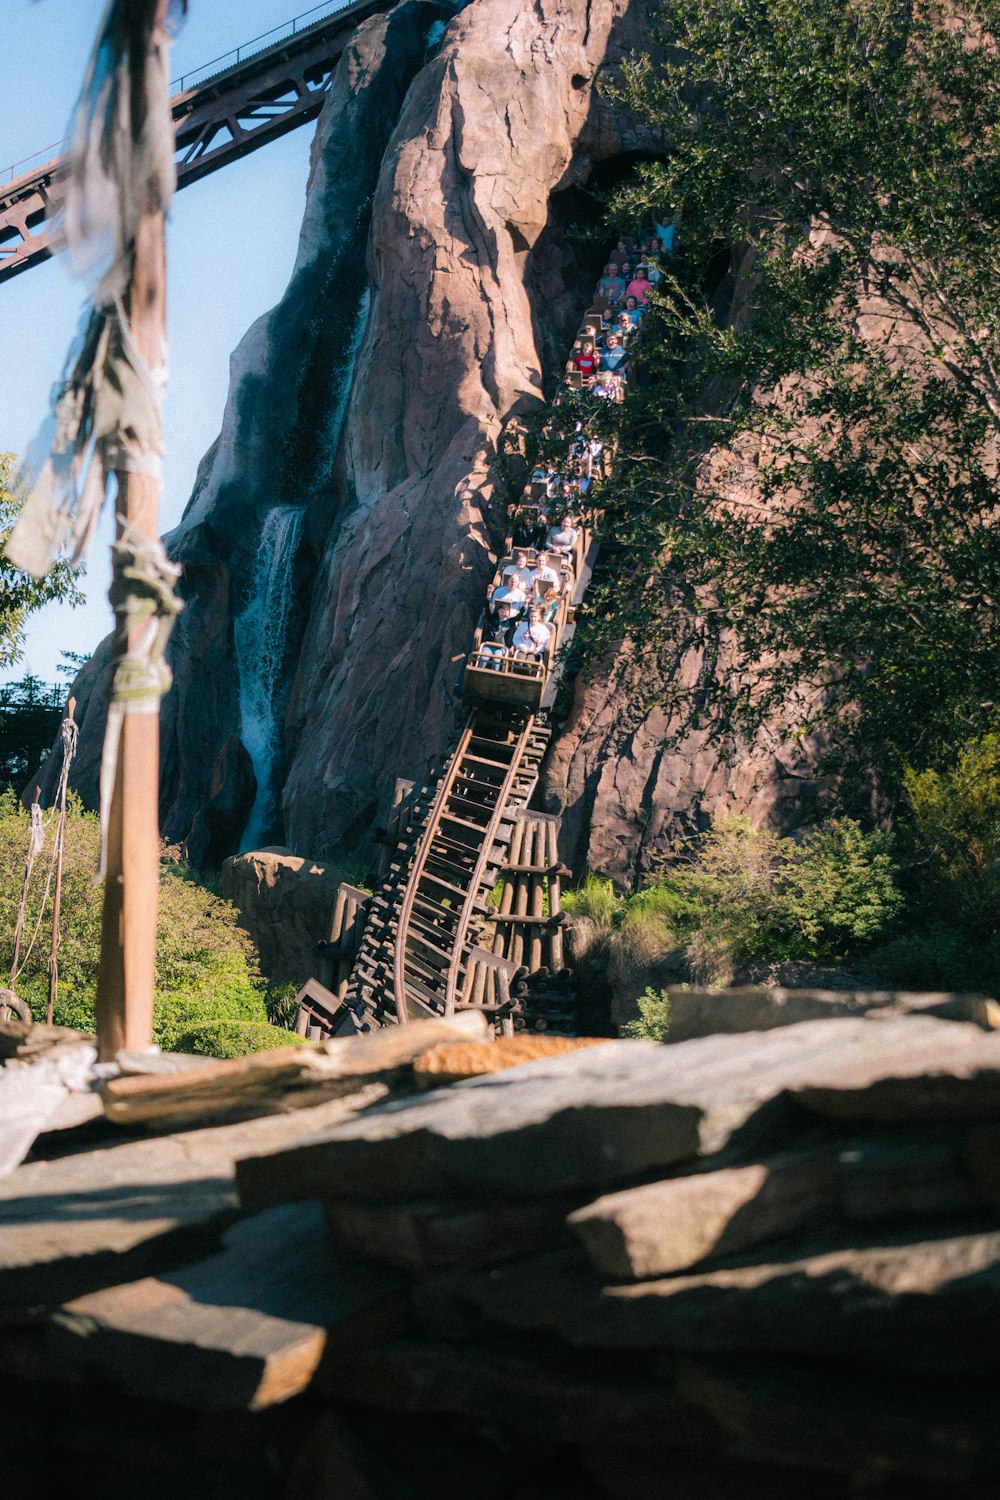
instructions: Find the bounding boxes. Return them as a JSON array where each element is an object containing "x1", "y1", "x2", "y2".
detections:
[
  {"x1": 49, "y1": 1202, "x2": 403, "y2": 1411},
  {"x1": 99, "y1": 1011, "x2": 489, "y2": 1128},
  {"x1": 569, "y1": 1154, "x2": 827, "y2": 1279},
  {"x1": 664, "y1": 986, "x2": 1000, "y2": 1045},
  {"x1": 0, "y1": 1084, "x2": 387, "y2": 1312},
  {"x1": 324, "y1": 1191, "x2": 578, "y2": 1270},
  {"x1": 569, "y1": 1131, "x2": 978, "y2": 1278},
  {"x1": 676, "y1": 1355, "x2": 1000, "y2": 1484},
  {"x1": 350, "y1": 1336, "x2": 716, "y2": 1447},
  {"x1": 449, "y1": 1230, "x2": 1000, "y2": 1369},
  {"x1": 236, "y1": 1017, "x2": 992, "y2": 1209},
  {"x1": 791, "y1": 1026, "x2": 1000, "y2": 1121}
]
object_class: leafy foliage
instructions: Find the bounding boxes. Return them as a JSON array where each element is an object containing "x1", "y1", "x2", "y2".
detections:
[
  {"x1": 174, "y1": 1020, "x2": 308, "y2": 1059},
  {"x1": 0, "y1": 453, "x2": 82, "y2": 669},
  {"x1": 0, "y1": 675, "x2": 65, "y2": 794},
  {"x1": 565, "y1": 814, "x2": 902, "y2": 990},
  {"x1": 0, "y1": 791, "x2": 293, "y2": 1053},
  {"x1": 583, "y1": 0, "x2": 1000, "y2": 783},
  {"x1": 902, "y1": 729, "x2": 1000, "y2": 934},
  {"x1": 623, "y1": 986, "x2": 671, "y2": 1041},
  {"x1": 869, "y1": 725, "x2": 1000, "y2": 994}
]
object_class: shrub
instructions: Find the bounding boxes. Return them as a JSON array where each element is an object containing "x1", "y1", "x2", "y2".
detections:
[
  {"x1": 0, "y1": 791, "x2": 289, "y2": 1054},
  {"x1": 175, "y1": 1021, "x2": 308, "y2": 1059},
  {"x1": 623, "y1": 987, "x2": 671, "y2": 1042},
  {"x1": 561, "y1": 874, "x2": 622, "y2": 931},
  {"x1": 563, "y1": 814, "x2": 903, "y2": 991},
  {"x1": 779, "y1": 820, "x2": 903, "y2": 959},
  {"x1": 902, "y1": 730, "x2": 1000, "y2": 935},
  {"x1": 669, "y1": 817, "x2": 790, "y2": 985}
]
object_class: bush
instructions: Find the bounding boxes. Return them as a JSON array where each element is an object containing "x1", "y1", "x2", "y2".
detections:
[
  {"x1": 902, "y1": 730, "x2": 1000, "y2": 935},
  {"x1": 623, "y1": 987, "x2": 671, "y2": 1042},
  {"x1": 564, "y1": 814, "x2": 903, "y2": 990},
  {"x1": 779, "y1": 820, "x2": 903, "y2": 957},
  {"x1": 175, "y1": 1021, "x2": 308, "y2": 1059},
  {"x1": 561, "y1": 874, "x2": 622, "y2": 932},
  {"x1": 0, "y1": 791, "x2": 293, "y2": 1054}
]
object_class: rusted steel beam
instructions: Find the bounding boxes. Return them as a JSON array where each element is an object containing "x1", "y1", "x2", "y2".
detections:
[{"x1": 0, "y1": 0, "x2": 387, "y2": 285}]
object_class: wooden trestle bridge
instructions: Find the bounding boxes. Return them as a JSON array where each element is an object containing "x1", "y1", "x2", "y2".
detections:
[
  {"x1": 294, "y1": 280, "x2": 632, "y2": 1040},
  {"x1": 0, "y1": 0, "x2": 390, "y2": 284}
]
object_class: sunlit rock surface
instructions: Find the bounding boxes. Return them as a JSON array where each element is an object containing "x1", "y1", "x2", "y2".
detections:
[{"x1": 53, "y1": 0, "x2": 831, "y2": 881}]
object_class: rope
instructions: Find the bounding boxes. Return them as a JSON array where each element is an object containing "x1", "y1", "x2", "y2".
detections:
[
  {"x1": 99, "y1": 522, "x2": 183, "y2": 875},
  {"x1": 46, "y1": 713, "x2": 80, "y2": 1024},
  {"x1": 8, "y1": 709, "x2": 80, "y2": 997}
]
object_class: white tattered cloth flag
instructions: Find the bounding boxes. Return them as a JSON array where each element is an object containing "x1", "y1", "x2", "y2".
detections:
[{"x1": 3, "y1": 0, "x2": 187, "y2": 868}]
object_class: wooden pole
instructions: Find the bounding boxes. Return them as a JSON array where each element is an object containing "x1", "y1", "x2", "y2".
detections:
[{"x1": 94, "y1": 202, "x2": 168, "y2": 1060}]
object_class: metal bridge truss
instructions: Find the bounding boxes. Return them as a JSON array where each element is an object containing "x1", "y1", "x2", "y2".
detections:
[{"x1": 0, "y1": 0, "x2": 385, "y2": 285}]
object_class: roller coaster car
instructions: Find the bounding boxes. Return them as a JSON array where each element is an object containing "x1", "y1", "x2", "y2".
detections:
[
  {"x1": 462, "y1": 539, "x2": 582, "y2": 708},
  {"x1": 463, "y1": 627, "x2": 554, "y2": 709}
]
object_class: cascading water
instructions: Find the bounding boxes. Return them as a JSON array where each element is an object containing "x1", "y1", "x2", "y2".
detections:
[
  {"x1": 235, "y1": 506, "x2": 305, "y2": 852},
  {"x1": 234, "y1": 289, "x2": 371, "y2": 851}
]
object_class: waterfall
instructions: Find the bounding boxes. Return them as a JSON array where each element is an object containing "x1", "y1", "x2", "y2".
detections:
[
  {"x1": 234, "y1": 287, "x2": 370, "y2": 851},
  {"x1": 235, "y1": 505, "x2": 305, "y2": 851}
]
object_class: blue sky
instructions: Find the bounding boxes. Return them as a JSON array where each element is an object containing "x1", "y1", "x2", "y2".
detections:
[{"x1": 1, "y1": 0, "x2": 333, "y2": 681}]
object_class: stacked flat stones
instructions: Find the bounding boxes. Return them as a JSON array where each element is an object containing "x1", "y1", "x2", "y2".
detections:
[{"x1": 7, "y1": 1005, "x2": 1000, "y2": 1498}]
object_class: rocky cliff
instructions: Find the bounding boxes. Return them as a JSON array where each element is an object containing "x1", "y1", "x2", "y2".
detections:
[{"x1": 51, "y1": 0, "x2": 828, "y2": 886}]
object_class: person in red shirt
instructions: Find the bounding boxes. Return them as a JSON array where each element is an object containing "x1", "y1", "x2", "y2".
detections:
[{"x1": 574, "y1": 340, "x2": 598, "y2": 378}]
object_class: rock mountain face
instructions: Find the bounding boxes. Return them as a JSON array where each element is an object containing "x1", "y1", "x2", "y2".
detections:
[{"x1": 53, "y1": 0, "x2": 826, "y2": 885}]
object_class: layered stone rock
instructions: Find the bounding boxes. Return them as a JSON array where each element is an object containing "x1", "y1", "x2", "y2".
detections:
[{"x1": 43, "y1": 0, "x2": 837, "y2": 886}]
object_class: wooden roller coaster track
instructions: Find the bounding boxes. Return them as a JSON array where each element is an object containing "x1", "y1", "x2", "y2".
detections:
[
  {"x1": 295, "y1": 254, "x2": 641, "y2": 1038},
  {"x1": 343, "y1": 708, "x2": 551, "y2": 1031}
]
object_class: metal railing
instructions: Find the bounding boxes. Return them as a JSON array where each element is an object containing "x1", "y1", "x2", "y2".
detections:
[
  {"x1": 4, "y1": 0, "x2": 360, "y2": 185},
  {"x1": 170, "y1": 0, "x2": 357, "y2": 93}
]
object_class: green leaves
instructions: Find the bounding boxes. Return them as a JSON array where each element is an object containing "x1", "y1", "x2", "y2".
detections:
[
  {"x1": 584, "y1": 0, "x2": 1000, "y2": 785},
  {"x1": 0, "y1": 453, "x2": 82, "y2": 669}
]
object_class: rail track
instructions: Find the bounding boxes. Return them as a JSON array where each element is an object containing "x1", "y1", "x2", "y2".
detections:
[
  {"x1": 295, "y1": 237, "x2": 653, "y2": 1038},
  {"x1": 343, "y1": 708, "x2": 551, "y2": 1032}
]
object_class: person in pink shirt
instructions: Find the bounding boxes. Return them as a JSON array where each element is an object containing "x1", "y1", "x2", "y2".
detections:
[{"x1": 626, "y1": 266, "x2": 651, "y2": 303}]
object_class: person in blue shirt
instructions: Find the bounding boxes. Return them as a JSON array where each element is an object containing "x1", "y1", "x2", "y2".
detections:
[
  {"x1": 600, "y1": 333, "x2": 627, "y2": 371},
  {"x1": 655, "y1": 216, "x2": 676, "y2": 256}
]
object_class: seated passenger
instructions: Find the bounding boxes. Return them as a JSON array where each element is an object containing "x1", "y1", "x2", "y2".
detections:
[
  {"x1": 490, "y1": 578, "x2": 528, "y2": 616},
  {"x1": 600, "y1": 332, "x2": 627, "y2": 371},
  {"x1": 592, "y1": 369, "x2": 621, "y2": 401},
  {"x1": 626, "y1": 267, "x2": 651, "y2": 303},
  {"x1": 478, "y1": 601, "x2": 516, "y2": 669},
  {"x1": 545, "y1": 515, "x2": 580, "y2": 560},
  {"x1": 655, "y1": 216, "x2": 676, "y2": 256},
  {"x1": 538, "y1": 582, "x2": 561, "y2": 622},
  {"x1": 609, "y1": 239, "x2": 630, "y2": 268},
  {"x1": 512, "y1": 605, "x2": 554, "y2": 658},
  {"x1": 597, "y1": 263, "x2": 625, "y2": 302},
  {"x1": 621, "y1": 295, "x2": 645, "y2": 326},
  {"x1": 531, "y1": 550, "x2": 562, "y2": 597},
  {"x1": 500, "y1": 551, "x2": 535, "y2": 591},
  {"x1": 574, "y1": 340, "x2": 598, "y2": 378}
]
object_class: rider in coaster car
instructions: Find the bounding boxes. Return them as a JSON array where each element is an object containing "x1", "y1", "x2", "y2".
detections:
[
  {"x1": 478, "y1": 600, "x2": 516, "y2": 669},
  {"x1": 512, "y1": 605, "x2": 554, "y2": 659}
]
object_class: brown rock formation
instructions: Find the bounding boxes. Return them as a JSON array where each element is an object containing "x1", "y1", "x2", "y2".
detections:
[
  {"x1": 48, "y1": 0, "x2": 835, "y2": 887},
  {"x1": 279, "y1": 0, "x2": 660, "y2": 857},
  {"x1": 221, "y1": 848, "x2": 350, "y2": 982}
]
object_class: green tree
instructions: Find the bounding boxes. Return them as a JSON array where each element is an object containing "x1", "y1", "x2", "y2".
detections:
[
  {"x1": 586, "y1": 0, "x2": 1000, "y2": 785},
  {"x1": 0, "y1": 675, "x2": 65, "y2": 794},
  {"x1": 0, "y1": 453, "x2": 82, "y2": 667},
  {"x1": 0, "y1": 791, "x2": 293, "y2": 1053}
]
